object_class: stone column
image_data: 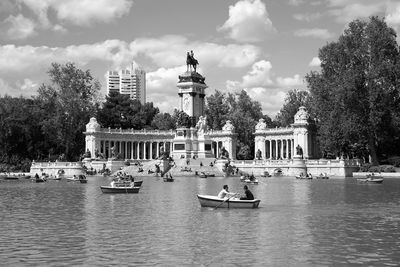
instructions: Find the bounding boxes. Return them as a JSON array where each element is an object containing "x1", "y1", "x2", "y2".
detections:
[
  {"x1": 269, "y1": 139, "x2": 272, "y2": 159},
  {"x1": 156, "y1": 142, "x2": 160, "y2": 158},
  {"x1": 137, "y1": 142, "x2": 140, "y2": 159},
  {"x1": 150, "y1": 142, "x2": 153, "y2": 159}
]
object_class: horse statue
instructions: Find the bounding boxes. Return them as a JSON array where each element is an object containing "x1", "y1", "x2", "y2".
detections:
[{"x1": 186, "y1": 50, "x2": 199, "y2": 72}]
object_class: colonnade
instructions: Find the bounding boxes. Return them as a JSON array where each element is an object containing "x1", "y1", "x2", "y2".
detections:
[
  {"x1": 263, "y1": 139, "x2": 294, "y2": 160},
  {"x1": 98, "y1": 140, "x2": 173, "y2": 160}
]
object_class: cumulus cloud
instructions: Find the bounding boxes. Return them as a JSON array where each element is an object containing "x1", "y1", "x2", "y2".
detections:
[
  {"x1": 327, "y1": 0, "x2": 386, "y2": 23},
  {"x1": 129, "y1": 35, "x2": 260, "y2": 68},
  {"x1": 11, "y1": 0, "x2": 132, "y2": 32},
  {"x1": 3, "y1": 14, "x2": 36, "y2": 40},
  {"x1": 226, "y1": 60, "x2": 304, "y2": 115},
  {"x1": 386, "y1": 2, "x2": 400, "y2": 27},
  {"x1": 0, "y1": 78, "x2": 16, "y2": 96},
  {"x1": 146, "y1": 66, "x2": 185, "y2": 112},
  {"x1": 309, "y1": 57, "x2": 321, "y2": 67},
  {"x1": 218, "y1": 0, "x2": 276, "y2": 42},
  {"x1": 276, "y1": 74, "x2": 303, "y2": 87},
  {"x1": 54, "y1": 0, "x2": 133, "y2": 26},
  {"x1": 294, "y1": 28, "x2": 334, "y2": 39},
  {"x1": 241, "y1": 60, "x2": 273, "y2": 88},
  {"x1": 293, "y1": 13, "x2": 322, "y2": 22}
]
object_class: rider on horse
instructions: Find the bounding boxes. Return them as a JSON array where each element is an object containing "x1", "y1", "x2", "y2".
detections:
[{"x1": 187, "y1": 50, "x2": 199, "y2": 72}]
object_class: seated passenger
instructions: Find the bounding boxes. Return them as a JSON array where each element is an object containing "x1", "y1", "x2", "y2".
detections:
[{"x1": 240, "y1": 185, "x2": 254, "y2": 200}]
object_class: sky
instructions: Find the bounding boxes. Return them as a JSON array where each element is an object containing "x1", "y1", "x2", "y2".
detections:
[{"x1": 1, "y1": 0, "x2": 400, "y2": 117}]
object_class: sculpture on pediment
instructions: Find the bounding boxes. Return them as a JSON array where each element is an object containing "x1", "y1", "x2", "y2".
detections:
[
  {"x1": 294, "y1": 106, "x2": 309, "y2": 124},
  {"x1": 255, "y1": 118, "x2": 267, "y2": 131},
  {"x1": 222, "y1": 120, "x2": 235, "y2": 132},
  {"x1": 195, "y1": 115, "x2": 207, "y2": 134},
  {"x1": 186, "y1": 50, "x2": 199, "y2": 72}
]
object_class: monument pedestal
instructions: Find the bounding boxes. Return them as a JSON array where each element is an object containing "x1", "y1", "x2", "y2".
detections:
[{"x1": 289, "y1": 155, "x2": 307, "y2": 176}]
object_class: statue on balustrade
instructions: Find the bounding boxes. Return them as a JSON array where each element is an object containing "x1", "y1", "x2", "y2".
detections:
[
  {"x1": 195, "y1": 115, "x2": 207, "y2": 134},
  {"x1": 219, "y1": 147, "x2": 230, "y2": 159},
  {"x1": 256, "y1": 149, "x2": 262, "y2": 160},
  {"x1": 296, "y1": 145, "x2": 303, "y2": 158},
  {"x1": 83, "y1": 149, "x2": 91, "y2": 158}
]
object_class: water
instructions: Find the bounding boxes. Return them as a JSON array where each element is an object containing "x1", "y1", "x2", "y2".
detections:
[{"x1": 1, "y1": 176, "x2": 400, "y2": 266}]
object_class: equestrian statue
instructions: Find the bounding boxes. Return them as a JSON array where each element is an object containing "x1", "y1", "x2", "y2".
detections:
[{"x1": 186, "y1": 50, "x2": 199, "y2": 72}]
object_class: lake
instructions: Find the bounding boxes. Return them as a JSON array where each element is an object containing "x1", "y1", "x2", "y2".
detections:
[{"x1": 1, "y1": 175, "x2": 400, "y2": 266}]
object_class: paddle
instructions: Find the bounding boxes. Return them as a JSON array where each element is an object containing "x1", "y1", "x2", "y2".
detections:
[{"x1": 214, "y1": 193, "x2": 239, "y2": 210}]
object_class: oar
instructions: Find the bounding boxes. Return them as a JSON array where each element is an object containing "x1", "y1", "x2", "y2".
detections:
[{"x1": 214, "y1": 193, "x2": 239, "y2": 210}]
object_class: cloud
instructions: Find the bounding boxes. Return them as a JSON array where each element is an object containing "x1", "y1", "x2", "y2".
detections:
[
  {"x1": 293, "y1": 13, "x2": 322, "y2": 22},
  {"x1": 0, "y1": 40, "x2": 133, "y2": 75},
  {"x1": 245, "y1": 87, "x2": 287, "y2": 116},
  {"x1": 226, "y1": 60, "x2": 304, "y2": 115},
  {"x1": 129, "y1": 35, "x2": 260, "y2": 68},
  {"x1": 218, "y1": 0, "x2": 276, "y2": 42},
  {"x1": 294, "y1": 28, "x2": 334, "y2": 39},
  {"x1": 146, "y1": 66, "x2": 184, "y2": 112},
  {"x1": 0, "y1": 78, "x2": 16, "y2": 96},
  {"x1": 3, "y1": 14, "x2": 36, "y2": 40},
  {"x1": 288, "y1": 0, "x2": 305, "y2": 6},
  {"x1": 241, "y1": 60, "x2": 273, "y2": 88},
  {"x1": 16, "y1": 0, "x2": 133, "y2": 28},
  {"x1": 276, "y1": 74, "x2": 303, "y2": 87},
  {"x1": 327, "y1": 0, "x2": 386, "y2": 24},
  {"x1": 54, "y1": 0, "x2": 133, "y2": 26},
  {"x1": 18, "y1": 78, "x2": 38, "y2": 92},
  {"x1": 309, "y1": 57, "x2": 321, "y2": 67},
  {"x1": 386, "y1": 2, "x2": 400, "y2": 27}
]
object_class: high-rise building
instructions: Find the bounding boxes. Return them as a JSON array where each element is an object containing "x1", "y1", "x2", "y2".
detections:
[{"x1": 106, "y1": 64, "x2": 146, "y2": 103}]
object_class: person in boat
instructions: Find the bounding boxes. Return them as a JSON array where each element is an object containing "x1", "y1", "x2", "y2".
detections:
[
  {"x1": 110, "y1": 180, "x2": 115, "y2": 187},
  {"x1": 35, "y1": 173, "x2": 39, "y2": 179},
  {"x1": 218, "y1": 185, "x2": 236, "y2": 199},
  {"x1": 240, "y1": 185, "x2": 254, "y2": 200}
]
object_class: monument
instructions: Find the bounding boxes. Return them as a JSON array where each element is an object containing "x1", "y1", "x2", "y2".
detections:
[{"x1": 173, "y1": 51, "x2": 214, "y2": 159}]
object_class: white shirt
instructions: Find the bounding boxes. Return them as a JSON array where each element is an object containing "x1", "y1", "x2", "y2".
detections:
[{"x1": 218, "y1": 189, "x2": 229, "y2": 199}]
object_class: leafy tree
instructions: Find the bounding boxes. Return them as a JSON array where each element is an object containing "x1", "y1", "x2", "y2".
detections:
[
  {"x1": 172, "y1": 109, "x2": 191, "y2": 128},
  {"x1": 151, "y1": 113, "x2": 176, "y2": 130},
  {"x1": 205, "y1": 90, "x2": 230, "y2": 130},
  {"x1": 306, "y1": 17, "x2": 400, "y2": 165},
  {"x1": 275, "y1": 89, "x2": 310, "y2": 126},
  {"x1": 97, "y1": 92, "x2": 159, "y2": 130},
  {"x1": 36, "y1": 62, "x2": 100, "y2": 160}
]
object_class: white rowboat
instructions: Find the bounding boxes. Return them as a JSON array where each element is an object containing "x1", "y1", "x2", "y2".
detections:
[{"x1": 197, "y1": 194, "x2": 260, "y2": 209}]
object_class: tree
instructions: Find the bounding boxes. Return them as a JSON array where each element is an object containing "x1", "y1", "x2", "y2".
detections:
[
  {"x1": 205, "y1": 90, "x2": 230, "y2": 130},
  {"x1": 36, "y1": 62, "x2": 100, "y2": 160},
  {"x1": 151, "y1": 113, "x2": 176, "y2": 130},
  {"x1": 275, "y1": 89, "x2": 310, "y2": 126},
  {"x1": 172, "y1": 109, "x2": 191, "y2": 128},
  {"x1": 97, "y1": 92, "x2": 159, "y2": 130},
  {"x1": 306, "y1": 17, "x2": 400, "y2": 165}
]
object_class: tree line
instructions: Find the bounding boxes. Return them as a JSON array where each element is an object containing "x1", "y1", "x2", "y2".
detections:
[{"x1": 1, "y1": 16, "x2": 400, "y2": 171}]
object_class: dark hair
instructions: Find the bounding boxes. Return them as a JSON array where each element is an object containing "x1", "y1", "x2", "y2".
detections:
[
  {"x1": 244, "y1": 185, "x2": 248, "y2": 190},
  {"x1": 223, "y1": 185, "x2": 228, "y2": 189}
]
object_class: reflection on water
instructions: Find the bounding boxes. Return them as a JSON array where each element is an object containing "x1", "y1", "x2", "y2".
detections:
[{"x1": 1, "y1": 176, "x2": 400, "y2": 266}]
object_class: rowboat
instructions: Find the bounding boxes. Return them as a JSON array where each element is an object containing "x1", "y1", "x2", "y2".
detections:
[
  {"x1": 1, "y1": 175, "x2": 19, "y2": 180},
  {"x1": 243, "y1": 179, "x2": 259, "y2": 184},
  {"x1": 357, "y1": 177, "x2": 383, "y2": 184},
  {"x1": 113, "y1": 180, "x2": 143, "y2": 187},
  {"x1": 163, "y1": 177, "x2": 174, "y2": 182},
  {"x1": 197, "y1": 194, "x2": 260, "y2": 209},
  {"x1": 66, "y1": 175, "x2": 88, "y2": 183},
  {"x1": 100, "y1": 184, "x2": 141, "y2": 193}
]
